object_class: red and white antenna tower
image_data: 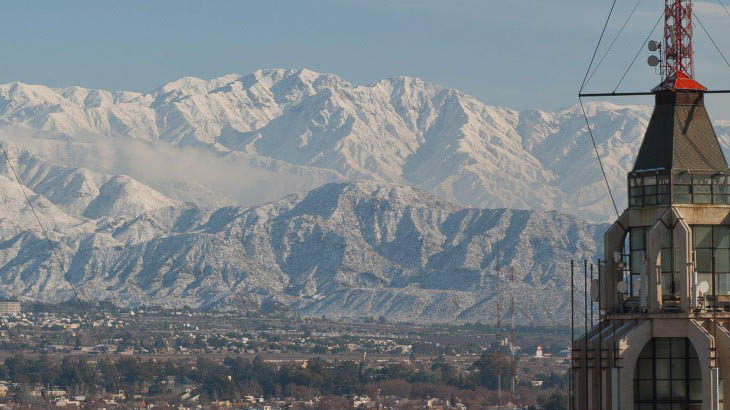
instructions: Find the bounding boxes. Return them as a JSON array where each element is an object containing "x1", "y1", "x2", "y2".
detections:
[
  {"x1": 664, "y1": 0, "x2": 694, "y2": 79},
  {"x1": 656, "y1": 0, "x2": 705, "y2": 90}
]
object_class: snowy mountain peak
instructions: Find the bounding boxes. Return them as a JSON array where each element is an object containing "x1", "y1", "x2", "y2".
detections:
[{"x1": 0, "y1": 68, "x2": 724, "y2": 222}]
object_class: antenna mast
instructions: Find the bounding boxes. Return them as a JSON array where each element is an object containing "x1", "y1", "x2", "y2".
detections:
[{"x1": 663, "y1": 0, "x2": 694, "y2": 80}]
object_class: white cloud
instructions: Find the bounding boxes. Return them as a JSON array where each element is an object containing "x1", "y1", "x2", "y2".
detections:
[{"x1": 0, "y1": 126, "x2": 343, "y2": 208}]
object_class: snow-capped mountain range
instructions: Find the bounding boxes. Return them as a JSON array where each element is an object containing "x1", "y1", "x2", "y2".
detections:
[
  {"x1": 3, "y1": 68, "x2": 724, "y2": 222},
  {"x1": 0, "y1": 146, "x2": 603, "y2": 323},
  {"x1": 0, "y1": 68, "x2": 709, "y2": 322}
]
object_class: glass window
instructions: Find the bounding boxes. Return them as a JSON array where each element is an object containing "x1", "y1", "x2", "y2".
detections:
[
  {"x1": 632, "y1": 251, "x2": 646, "y2": 273},
  {"x1": 689, "y1": 381, "x2": 702, "y2": 401},
  {"x1": 655, "y1": 339, "x2": 671, "y2": 358},
  {"x1": 633, "y1": 228, "x2": 646, "y2": 250},
  {"x1": 670, "y1": 172, "x2": 730, "y2": 204},
  {"x1": 677, "y1": 173, "x2": 692, "y2": 184},
  {"x1": 661, "y1": 227, "x2": 679, "y2": 301},
  {"x1": 696, "y1": 249, "x2": 712, "y2": 272},
  {"x1": 661, "y1": 249, "x2": 673, "y2": 272},
  {"x1": 634, "y1": 338, "x2": 702, "y2": 410},
  {"x1": 715, "y1": 249, "x2": 730, "y2": 272},
  {"x1": 630, "y1": 172, "x2": 673, "y2": 207},
  {"x1": 693, "y1": 226, "x2": 730, "y2": 298},
  {"x1": 694, "y1": 226, "x2": 712, "y2": 248},
  {"x1": 719, "y1": 273, "x2": 730, "y2": 295},
  {"x1": 631, "y1": 228, "x2": 648, "y2": 298},
  {"x1": 716, "y1": 185, "x2": 730, "y2": 194},
  {"x1": 694, "y1": 184, "x2": 711, "y2": 194},
  {"x1": 716, "y1": 227, "x2": 730, "y2": 248}
]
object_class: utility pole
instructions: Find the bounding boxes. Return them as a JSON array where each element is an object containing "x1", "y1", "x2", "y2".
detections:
[
  {"x1": 510, "y1": 266, "x2": 516, "y2": 396},
  {"x1": 496, "y1": 253, "x2": 502, "y2": 409}
]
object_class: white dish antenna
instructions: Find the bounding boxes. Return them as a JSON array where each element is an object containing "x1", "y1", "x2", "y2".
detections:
[
  {"x1": 616, "y1": 281, "x2": 628, "y2": 294},
  {"x1": 698, "y1": 280, "x2": 710, "y2": 294}
]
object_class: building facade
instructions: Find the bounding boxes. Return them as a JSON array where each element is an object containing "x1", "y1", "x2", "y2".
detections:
[
  {"x1": 0, "y1": 302, "x2": 21, "y2": 316},
  {"x1": 570, "y1": 1, "x2": 730, "y2": 408}
]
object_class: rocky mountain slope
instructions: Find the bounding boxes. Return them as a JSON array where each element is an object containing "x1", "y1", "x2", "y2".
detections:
[
  {"x1": 0, "y1": 68, "x2": 710, "y2": 222},
  {"x1": 0, "y1": 149, "x2": 603, "y2": 323},
  {"x1": 0, "y1": 70, "x2": 678, "y2": 322}
]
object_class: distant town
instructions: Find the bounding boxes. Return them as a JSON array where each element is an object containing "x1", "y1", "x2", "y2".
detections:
[{"x1": 0, "y1": 301, "x2": 569, "y2": 409}]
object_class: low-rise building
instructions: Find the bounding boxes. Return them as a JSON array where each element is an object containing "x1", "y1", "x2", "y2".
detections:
[{"x1": 0, "y1": 302, "x2": 20, "y2": 316}]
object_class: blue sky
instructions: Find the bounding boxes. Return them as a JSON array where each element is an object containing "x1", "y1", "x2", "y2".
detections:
[{"x1": 1, "y1": 1, "x2": 730, "y2": 115}]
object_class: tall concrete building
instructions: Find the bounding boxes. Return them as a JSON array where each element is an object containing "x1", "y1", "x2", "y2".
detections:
[{"x1": 573, "y1": 1, "x2": 730, "y2": 409}]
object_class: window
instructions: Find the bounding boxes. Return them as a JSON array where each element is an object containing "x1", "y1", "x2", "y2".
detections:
[
  {"x1": 674, "y1": 173, "x2": 692, "y2": 204},
  {"x1": 634, "y1": 338, "x2": 702, "y2": 410},
  {"x1": 692, "y1": 226, "x2": 730, "y2": 300},
  {"x1": 661, "y1": 227, "x2": 679, "y2": 301},
  {"x1": 631, "y1": 227, "x2": 647, "y2": 298},
  {"x1": 671, "y1": 173, "x2": 730, "y2": 205},
  {"x1": 714, "y1": 175, "x2": 730, "y2": 204},
  {"x1": 630, "y1": 173, "x2": 670, "y2": 207}
]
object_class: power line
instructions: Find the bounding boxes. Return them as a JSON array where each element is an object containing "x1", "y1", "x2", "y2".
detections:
[
  {"x1": 585, "y1": 0, "x2": 644, "y2": 87},
  {"x1": 614, "y1": 12, "x2": 664, "y2": 93},
  {"x1": 693, "y1": 12, "x2": 730, "y2": 74},
  {"x1": 577, "y1": 0, "x2": 622, "y2": 219},
  {"x1": 0, "y1": 143, "x2": 102, "y2": 343},
  {"x1": 578, "y1": 98, "x2": 621, "y2": 218},
  {"x1": 580, "y1": 0, "x2": 619, "y2": 93}
]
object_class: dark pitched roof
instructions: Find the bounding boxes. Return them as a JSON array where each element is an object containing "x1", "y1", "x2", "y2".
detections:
[{"x1": 632, "y1": 91, "x2": 729, "y2": 173}]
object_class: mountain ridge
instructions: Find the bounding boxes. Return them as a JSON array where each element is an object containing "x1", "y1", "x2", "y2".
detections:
[
  {"x1": 0, "y1": 68, "x2": 686, "y2": 222},
  {"x1": 0, "y1": 153, "x2": 604, "y2": 323}
]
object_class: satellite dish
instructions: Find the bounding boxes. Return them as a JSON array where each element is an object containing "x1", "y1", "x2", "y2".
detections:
[
  {"x1": 698, "y1": 280, "x2": 710, "y2": 294},
  {"x1": 648, "y1": 55, "x2": 661, "y2": 67},
  {"x1": 648, "y1": 40, "x2": 660, "y2": 52},
  {"x1": 617, "y1": 281, "x2": 628, "y2": 294}
]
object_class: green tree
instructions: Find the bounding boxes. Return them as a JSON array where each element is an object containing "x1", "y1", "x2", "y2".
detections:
[
  {"x1": 471, "y1": 351, "x2": 515, "y2": 390},
  {"x1": 539, "y1": 391, "x2": 568, "y2": 410}
]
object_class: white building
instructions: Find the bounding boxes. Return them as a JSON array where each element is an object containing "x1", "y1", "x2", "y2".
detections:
[{"x1": 0, "y1": 302, "x2": 20, "y2": 316}]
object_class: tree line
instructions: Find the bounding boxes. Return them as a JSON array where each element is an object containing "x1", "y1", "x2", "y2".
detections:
[{"x1": 0, "y1": 352, "x2": 566, "y2": 408}]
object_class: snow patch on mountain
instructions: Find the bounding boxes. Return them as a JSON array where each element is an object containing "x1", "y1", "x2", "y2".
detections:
[
  {"x1": 0, "y1": 69, "x2": 670, "y2": 222},
  {"x1": 0, "y1": 176, "x2": 602, "y2": 324}
]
